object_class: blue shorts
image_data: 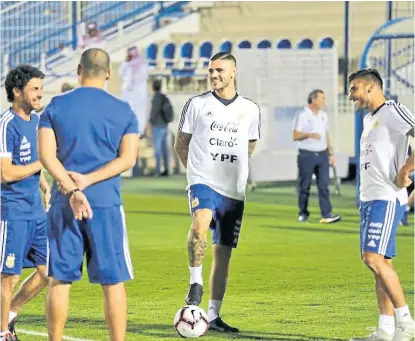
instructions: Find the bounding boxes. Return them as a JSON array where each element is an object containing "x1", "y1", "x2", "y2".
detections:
[
  {"x1": 47, "y1": 204, "x2": 134, "y2": 285},
  {"x1": 188, "y1": 184, "x2": 244, "y2": 248},
  {"x1": 360, "y1": 199, "x2": 406, "y2": 258},
  {"x1": 0, "y1": 217, "x2": 48, "y2": 275}
]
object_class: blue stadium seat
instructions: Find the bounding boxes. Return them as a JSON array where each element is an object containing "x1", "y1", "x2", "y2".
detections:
[
  {"x1": 200, "y1": 41, "x2": 213, "y2": 58},
  {"x1": 199, "y1": 41, "x2": 213, "y2": 68},
  {"x1": 163, "y1": 42, "x2": 176, "y2": 69},
  {"x1": 257, "y1": 39, "x2": 271, "y2": 49},
  {"x1": 146, "y1": 43, "x2": 158, "y2": 67},
  {"x1": 276, "y1": 39, "x2": 292, "y2": 49},
  {"x1": 180, "y1": 41, "x2": 194, "y2": 69},
  {"x1": 219, "y1": 40, "x2": 232, "y2": 53},
  {"x1": 319, "y1": 37, "x2": 334, "y2": 49},
  {"x1": 238, "y1": 40, "x2": 251, "y2": 49},
  {"x1": 297, "y1": 38, "x2": 314, "y2": 49}
]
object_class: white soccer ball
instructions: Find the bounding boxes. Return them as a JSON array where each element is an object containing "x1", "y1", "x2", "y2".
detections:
[{"x1": 174, "y1": 305, "x2": 209, "y2": 338}]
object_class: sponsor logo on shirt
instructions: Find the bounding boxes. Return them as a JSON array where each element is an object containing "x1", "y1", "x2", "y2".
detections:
[
  {"x1": 210, "y1": 121, "x2": 239, "y2": 133},
  {"x1": 360, "y1": 144, "x2": 373, "y2": 156},
  {"x1": 19, "y1": 136, "x2": 32, "y2": 162},
  {"x1": 209, "y1": 137, "x2": 238, "y2": 148},
  {"x1": 210, "y1": 153, "x2": 238, "y2": 163}
]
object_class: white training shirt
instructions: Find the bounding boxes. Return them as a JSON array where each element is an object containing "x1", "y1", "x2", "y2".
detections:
[
  {"x1": 292, "y1": 106, "x2": 329, "y2": 152},
  {"x1": 178, "y1": 91, "x2": 261, "y2": 201},
  {"x1": 359, "y1": 100, "x2": 414, "y2": 204}
]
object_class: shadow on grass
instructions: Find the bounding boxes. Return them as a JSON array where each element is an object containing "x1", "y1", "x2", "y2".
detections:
[{"x1": 18, "y1": 314, "x2": 346, "y2": 341}]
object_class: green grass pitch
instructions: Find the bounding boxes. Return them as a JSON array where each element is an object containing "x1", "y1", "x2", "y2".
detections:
[{"x1": 15, "y1": 177, "x2": 413, "y2": 340}]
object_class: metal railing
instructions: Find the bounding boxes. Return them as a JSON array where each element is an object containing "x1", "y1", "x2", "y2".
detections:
[{"x1": 1, "y1": 1, "x2": 189, "y2": 79}]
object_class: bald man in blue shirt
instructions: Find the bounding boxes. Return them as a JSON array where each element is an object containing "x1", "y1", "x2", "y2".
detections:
[{"x1": 39, "y1": 48, "x2": 139, "y2": 341}]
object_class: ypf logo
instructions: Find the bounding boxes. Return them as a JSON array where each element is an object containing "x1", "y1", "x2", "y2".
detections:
[{"x1": 211, "y1": 153, "x2": 238, "y2": 163}]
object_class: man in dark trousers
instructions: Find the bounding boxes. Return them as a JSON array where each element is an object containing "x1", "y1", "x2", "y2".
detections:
[
  {"x1": 292, "y1": 89, "x2": 341, "y2": 224},
  {"x1": 149, "y1": 79, "x2": 174, "y2": 176}
]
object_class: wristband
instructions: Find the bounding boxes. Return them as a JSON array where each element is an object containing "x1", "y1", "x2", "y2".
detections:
[{"x1": 67, "y1": 188, "x2": 81, "y2": 199}]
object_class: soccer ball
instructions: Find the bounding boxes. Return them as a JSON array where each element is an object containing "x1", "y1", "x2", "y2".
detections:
[{"x1": 174, "y1": 305, "x2": 209, "y2": 338}]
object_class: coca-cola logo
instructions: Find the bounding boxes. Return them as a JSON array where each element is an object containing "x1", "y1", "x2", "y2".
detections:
[{"x1": 210, "y1": 121, "x2": 239, "y2": 133}]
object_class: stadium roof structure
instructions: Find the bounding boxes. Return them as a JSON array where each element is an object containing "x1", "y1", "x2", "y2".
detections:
[
  {"x1": 360, "y1": 16, "x2": 414, "y2": 66},
  {"x1": 360, "y1": 16, "x2": 414, "y2": 92}
]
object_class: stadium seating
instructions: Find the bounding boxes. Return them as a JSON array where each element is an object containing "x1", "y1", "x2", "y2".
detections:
[
  {"x1": 162, "y1": 42, "x2": 176, "y2": 69},
  {"x1": 144, "y1": 36, "x2": 336, "y2": 78},
  {"x1": 171, "y1": 1, "x2": 392, "y2": 62},
  {"x1": 1, "y1": 1, "x2": 186, "y2": 76},
  {"x1": 179, "y1": 41, "x2": 194, "y2": 69},
  {"x1": 257, "y1": 39, "x2": 272, "y2": 49},
  {"x1": 146, "y1": 43, "x2": 158, "y2": 67},
  {"x1": 319, "y1": 37, "x2": 335, "y2": 49},
  {"x1": 238, "y1": 40, "x2": 252, "y2": 49},
  {"x1": 297, "y1": 38, "x2": 314, "y2": 49},
  {"x1": 219, "y1": 40, "x2": 232, "y2": 53},
  {"x1": 276, "y1": 39, "x2": 292, "y2": 49},
  {"x1": 198, "y1": 41, "x2": 213, "y2": 68}
]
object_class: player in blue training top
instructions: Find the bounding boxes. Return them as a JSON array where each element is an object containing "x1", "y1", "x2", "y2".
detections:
[
  {"x1": 0, "y1": 65, "x2": 51, "y2": 341},
  {"x1": 38, "y1": 48, "x2": 139, "y2": 341}
]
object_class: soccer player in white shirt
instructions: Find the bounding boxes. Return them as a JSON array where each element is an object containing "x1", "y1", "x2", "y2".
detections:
[
  {"x1": 348, "y1": 69, "x2": 414, "y2": 341},
  {"x1": 174, "y1": 52, "x2": 261, "y2": 333}
]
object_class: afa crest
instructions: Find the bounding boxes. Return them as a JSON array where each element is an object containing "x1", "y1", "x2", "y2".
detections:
[
  {"x1": 5, "y1": 253, "x2": 15, "y2": 268},
  {"x1": 191, "y1": 197, "x2": 199, "y2": 208}
]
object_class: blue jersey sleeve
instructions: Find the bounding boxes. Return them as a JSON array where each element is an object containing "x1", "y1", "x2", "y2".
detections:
[
  {"x1": 123, "y1": 109, "x2": 139, "y2": 135},
  {"x1": 39, "y1": 100, "x2": 54, "y2": 129},
  {"x1": 0, "y1": 118, "x2": 16, "y2": 158}
]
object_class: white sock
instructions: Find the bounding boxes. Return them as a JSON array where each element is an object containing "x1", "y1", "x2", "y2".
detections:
[
  {"x1": 378, "y1": 315, "x2": 395, "y2": 335},
  {"x1": 8, "y1": 311, "x2": 17, "y2": 324},
  {"x1": 395, "y1": 305, "x2": 413, "y2": 323},
  {"x1": 189, "y1": 265, "x2": 203, "y2": 285},
  {"x1": 208, "y1": 299, "x2": 222, "y2": 322}
]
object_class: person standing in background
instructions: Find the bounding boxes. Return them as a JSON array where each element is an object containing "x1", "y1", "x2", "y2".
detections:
[
  {"x1": 77, "y1": 22, "x2": 107, "y2": 50},
  {"x1": 119, "y1": 46, "x2": 149, "y2": 135},
  {"x1": 292, "y1": 89, "x2": 341, "y2": 224},
  {"x1": 149, "y1": 80, "x2": 174, "y2": 177}
]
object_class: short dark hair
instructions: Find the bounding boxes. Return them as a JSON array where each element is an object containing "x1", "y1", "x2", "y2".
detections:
[
  {"x1": 307, "y1": 89, "x2": 324, "y2": 104},
  {"x1": 5, "y1": 65, "x2": 44, "y2": 103},
  {"x1": 79, "y1": 48, "x2": 110, "y2": 78},
  {"x1": 152, "y1": 79, "x2": 162, "y2": 92},
  {"x1": 348, "y1": 68, "x2": 383, "y2": 89},
  {"x1": 210, "y1": 52, "x2": 237, "y2": 66}
]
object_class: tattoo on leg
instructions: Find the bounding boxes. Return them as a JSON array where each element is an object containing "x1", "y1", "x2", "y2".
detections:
[{"x1": 188, "y1": 228, "x2": 207, "y2": 267}]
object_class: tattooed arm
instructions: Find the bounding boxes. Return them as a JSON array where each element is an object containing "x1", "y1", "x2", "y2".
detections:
[
  {"x1": 174, "y1": 132, "x2": 192, "y2": 168},
  {"x1": 248, "y1": 140, "x2": 257, "y2": 158}
]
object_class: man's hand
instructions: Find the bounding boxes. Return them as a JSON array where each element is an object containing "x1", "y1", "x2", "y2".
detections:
[
  {"x1": 329, "y1": 155, "x2": 335, "y2": 167},
  {"x1": 309, "y1": 133, "x2": 321, "y2": 140},
  {"x1": 58, "y1": 171, "x2": 90, "y2": 194},
  {"x1": 43, "y1": 190, "x2": 51, "y2": 212},
  {"x1": 395, "y1": 167, "x2": 412, "y2": 188},
  {"x1": 67, "y1": 171, "x2": 90, "y2": 191},
  {"x1": 70, "y1": 191, "x2": 93, "y2": 220}
]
